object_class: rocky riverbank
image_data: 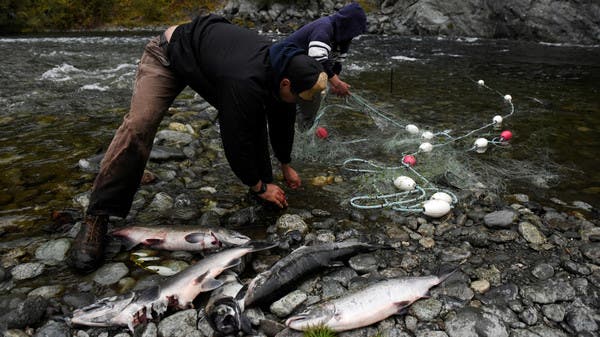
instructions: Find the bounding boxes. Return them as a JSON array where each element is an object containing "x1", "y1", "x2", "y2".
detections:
[
  {"x1": 0, "y1": 91, "x2": 598, "y2": 337},
  {"x1": 218, "y1": 0, "x2": 600, "y2": 45}
]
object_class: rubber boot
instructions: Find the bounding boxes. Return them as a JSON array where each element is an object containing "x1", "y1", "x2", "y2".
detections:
[{"x1": 67, "y1": 215, "x2": 108, "y2": 272}]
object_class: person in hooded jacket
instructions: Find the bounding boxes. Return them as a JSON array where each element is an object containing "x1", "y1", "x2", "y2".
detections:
[
  {"x1": 67, "y1": 14, "x2": 327, "y2": 272},
  {"x1": 283, "y1": 2, "x2": 366, "y2": 130},
  {"x1": 284, "y1": 2, "x2": 367, "y2": 98}
]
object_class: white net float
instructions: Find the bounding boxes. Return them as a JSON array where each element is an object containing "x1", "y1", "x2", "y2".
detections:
[{"x1": 394, "y1": 176, "x2": 416, "y2": 191}]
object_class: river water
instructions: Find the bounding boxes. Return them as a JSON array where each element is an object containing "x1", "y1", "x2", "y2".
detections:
[{"x1": 0, "y1": 32, "x2": 599, "y2": 235}]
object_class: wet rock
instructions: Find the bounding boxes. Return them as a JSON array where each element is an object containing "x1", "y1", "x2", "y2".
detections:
[
  {"x1": 157, "y1": 309, "x2": 201, "y2": 337},
  {"x1": 543, "y1": 211, "x2": 575, "y2": 232},
  {"x1": 274, "y1": 328, "x2": 303, "y2": 337},
  {"x1": 321, "y1": 279, "x2": 345, "y2": 299},
  {"x1": 580, "y1": 226, "x2": 600, "y2": 242},
  {"x1": 518, "y1": 307, "x2": 538, "y2": 326},
  {"x1": 196, "y1": 313, "x2": 214, "y2": 337},
  {"x1": 0, "y1": 295, "x2": 48, "y2": 329},
  {"x1": 438, "y1": 246, "x2": 471, "y2": 262},
  {"x1": 149, "y1": 145, "x2": 186, "y2": 161},
  {"x1": 33, "y1": 320, "x2": 69, "y2": 337},
  {"x1": 244, "y1": 307, "x2": 265, "y2": 326},
  {"x1": 34, "y1": 239, "x2": 70, "y2": 265},
  {"x1": 418, "y1": 223, "x2": 435, "y2": 237},
  {"x1": 432, "y1": 281, "x2": 473, "y2": 302},
  {"x1": 572, "y1": 200, "x2": 593, "y2": 212},
  {"x1": 445, "y1": 307, "x2": 508, "y2": 337},
  {"x1": 580, "y1": 243, "x2": 600, "y2": 264},
  {"x1": 147, "y1": 192, "x2": 174, "y2": 213},
  {"x1": 311, "y1": 209, "x2": 330, "y2": 217},
  {"x1": 28, "y1": 285, "x2": 64, "y2": 299},
  {"x1": 415, "y1": 330, "x2": 448, "y2": 337},
  {"x1": 315, "y1": 229, "x2": 336, "y2": 243},
  {"x1": 419, "y1": 237, "x2": 435, "y2": 248},
  {"x1": 480, "y1": 283, "x2": 519, "y2": 306},
  {"x1": 0, "y1": 266, "x2": 6, "y2": 281},
  {"x1": 228, "y1": 207, "x2": 257, "y2": 226},
  {"x1": 531, "y1": 263, "x2": 554, "y2": 280},
  {"x1": 10, "y1": 262, "x2": 45, "y2": 281},
  {"x1": 542, "y1": 303, "x2": 566, "y2": 322},
  {"x1": 409, "y1": 298, "x2": 442, "y2": 321},
  {"x1": 470, "y1": 279, "x2": 490, "y2": 294},
  {"x1": 474, "y1": 265, "x2": 501, "y2": 286},
  {"x1": 561, "y1": 260, "x2": 591, "y2": 276},
  {"x1": 140, "y1": 322, "x2": 158, "y2": 337},
  {"x1": 405, "y1": 315, "x2": 418, "y2": 331},
  {"x1": 155, "y1": 130, "x2": 195, "y2": 145},
  {"x1": 517, "y1": 222, "x2": 546, "y2": 245},
  {"x1": 275, "y1": 214, "x2": 309, "y2": 235},
  {"x1": 348, "y1": 253, "x2": 379, "y2": 273},
  {"x1": 270, "y1": 290, "x2": 307, "y2": 318},
  {"x1": 4, "y1": 330, "x2": 30, "y2": 337},
  {"x1": 260, "y1": 318, "x2": 286, "y2": 337},
  {"x1": 520, "y1": 279, "x2": 576, "y2": 304},
  {"x1": 400, "y1": 253, "x2": 420, "y2": 271},
  {"x1": 483, "y1": 210, "x2": 517, "y2": 228},
  {"x1": 93, "y1": 262, "x2": 129, "y2": 285},
  {"x1": 510, "y1": 325, "x2": 569, "y2": 337},
  {"x1": 488, "y1": 230, "x2": 519, "y2": 243},
  {"x1": 565, "y1": 302, "x2": 598, "y2": 333},
  {"x1": 62, "y1": 292, "x2": 95, "y2": 309},
  {"x1": 323, "y1": 267, "x2": 357, "y2": 287},
  {"x1": 481, "y1": 304, "x2": 520, "y2": 326}
]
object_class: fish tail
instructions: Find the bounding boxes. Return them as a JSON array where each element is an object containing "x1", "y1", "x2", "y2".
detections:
[
  {"x1": 244, "y1": 241, "x2": 278, "y2": 252},
  {"x1": 437, "y1": 267, "x2": 459, "y2": 284}
]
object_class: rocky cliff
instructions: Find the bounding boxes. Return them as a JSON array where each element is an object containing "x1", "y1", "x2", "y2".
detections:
[{"x1": 218, "y1": 0, "x2": 600, "y2": 44}]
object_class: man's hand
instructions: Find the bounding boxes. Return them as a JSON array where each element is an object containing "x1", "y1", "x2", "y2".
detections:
[
  {"x1": 281, "y1": 164, "x2": 301, "y2": 189},
  {"x1": 254, "y1": 183, "x2": 288, "y2": 208},
  {"x1": 329, "y1": 75, "x2": 351, "y2": 97}
]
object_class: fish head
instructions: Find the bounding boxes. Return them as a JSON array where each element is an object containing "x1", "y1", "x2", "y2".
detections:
[
  {"x1": 285, "y1": 304, "x2": 336, "y2": 331},
  {"x1": 206, "y1": 298, "x2": 251, "y2": 335},
  {"x1": 211, "y1": 228, "x2": 251, "y2": 247},
  {"x1": 71, "y1": 292, "x2": 137, "y2": 327}
]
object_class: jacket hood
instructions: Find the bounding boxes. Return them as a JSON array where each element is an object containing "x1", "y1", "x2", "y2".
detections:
[
  {"x1": 269, "y1": 41, "x2": 305, "y2": 85},
  {"x1": 330, "y1": 2, "x2": 367, "y2": 42}
]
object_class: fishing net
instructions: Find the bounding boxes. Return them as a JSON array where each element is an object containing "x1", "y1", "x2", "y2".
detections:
[{"x1": 291, "y1": 79, "x2": 562, "y2": 215}]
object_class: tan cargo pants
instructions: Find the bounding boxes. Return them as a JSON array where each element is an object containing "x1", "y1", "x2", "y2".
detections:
[{"x1": 87, "y1": 34, "x2": 185, "y2": 217}]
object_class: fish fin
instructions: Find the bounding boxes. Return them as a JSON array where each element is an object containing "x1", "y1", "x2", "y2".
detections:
[
  {"x1": 394, "y1": 301, "x2": 411, "y2": 314},
  {"x1": 200, "y1": 277, "x2": 224, "y2": 292},
  {"x1": 235, "y1": 284, "x2": 248, "y2": 302},
  {"x1": 195, "y1": 271, "x2": 224, "y2": 291},
  {"x1": 436, "y1": 266, "x2": 460, "y2": 284},
  {"x1": 184, "y1": 232, "x2": 207, "y2": 243},
  {"x1": 145, "y1": 238, "x2": 164, "y2": 246},
  {"x1": 223, "y1": 258, "x2": 242, "y2": 270}
]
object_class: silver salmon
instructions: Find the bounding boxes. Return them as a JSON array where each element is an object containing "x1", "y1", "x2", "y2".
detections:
[
  {"x1": 204, "y1": 272, "x2": 251, "y2": 335},
  {"x1": 111, "y1": 225, "x2": 251, "y2": 251},
  {"x1": 71, "y1": 242, "x2": 275, "y2": 331},
  {"x1": 243, "y1": 241, "x2": 376, "y2": 308},
  {"x1": 286, "y1": 271, "x2": 454, "y2": 331}
]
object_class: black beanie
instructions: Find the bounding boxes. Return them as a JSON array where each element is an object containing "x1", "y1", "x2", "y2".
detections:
[{"x1": 284, "y1": 54, "x2": 324, "y2": 95}]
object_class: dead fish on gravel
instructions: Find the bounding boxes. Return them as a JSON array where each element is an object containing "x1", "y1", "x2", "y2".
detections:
[
  {"x1": 111, "y1": 225, "x2": 251, "y2": 251},
  {"x1": 205, "y1": 272, "x2": 251, "y2": 335},
  {"x1": 71, "y1": 242, "x2": 276, "y2": 332},
  {"x1": 286, "y1": 270, "x2": 455, "y2": 332},
  {"x1": 243, "y1": 241, "x2": 378, "y2": 308}
]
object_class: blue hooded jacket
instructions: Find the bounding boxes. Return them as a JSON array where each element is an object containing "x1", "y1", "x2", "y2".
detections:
[{"x1": 284, "y1": 2, "x2": 367, "y2": 77}]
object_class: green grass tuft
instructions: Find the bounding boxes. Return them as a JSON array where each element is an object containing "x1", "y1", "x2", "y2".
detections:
[{"x1": 303, "y1": 325, "x2": 337, "y2": 337}]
